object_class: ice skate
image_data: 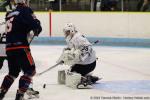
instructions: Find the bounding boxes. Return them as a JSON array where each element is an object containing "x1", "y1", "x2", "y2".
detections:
[
  {"x1": 90, "y1": 76, "x2": 101, "y2": 84},
  {"x1": 26, "y1": 88, "x2": 39, "y2": 99},
  {"x1": 77, "y1": 77, "x2": 92, "y2": 89}
]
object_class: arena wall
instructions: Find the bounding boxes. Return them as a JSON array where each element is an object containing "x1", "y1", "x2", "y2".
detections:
[{"x1": 0, "y1": 12, "x2": 150, "y2": 47}]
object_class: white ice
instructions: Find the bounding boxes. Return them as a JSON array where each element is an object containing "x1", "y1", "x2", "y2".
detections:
[{"x1": 0, "y1": 45, "x2": 150, "y2": 100}]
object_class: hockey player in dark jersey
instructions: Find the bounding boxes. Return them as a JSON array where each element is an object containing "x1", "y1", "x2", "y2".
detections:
[
  {"x1": 0, "y1": 0, "x2": 42, "y2": 100},
  {"x1": 0, "y1": 26, "x2": 40, "y2": 100}
]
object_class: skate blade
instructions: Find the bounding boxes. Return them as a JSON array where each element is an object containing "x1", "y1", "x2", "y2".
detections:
[
  {"x1": 28, "y1": 95, "x2": 39, "y2": 99},
  {"x1": 77, "y1": 84, "x2": 92, "y2": 89}
]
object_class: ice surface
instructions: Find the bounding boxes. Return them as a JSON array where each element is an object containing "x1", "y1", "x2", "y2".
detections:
[{"x1": 0, "y1": 45, "x2": 150, "y2": 100}]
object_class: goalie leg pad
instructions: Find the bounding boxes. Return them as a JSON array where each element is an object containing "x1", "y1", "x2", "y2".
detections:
[
  {"x1": 65, "y1": 72, "x2": 82, "y2": 88},
  {"x1": 58, "y1": 70, "x2": 66, "y2": 84}
]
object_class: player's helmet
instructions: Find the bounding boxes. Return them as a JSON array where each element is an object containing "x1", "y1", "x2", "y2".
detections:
[
  {"x1": 63, "y1": 23, "x2": 77, "y2": 37},
  {"x1": 14, "y1": 0, "x2": 26, "y2": 4}
]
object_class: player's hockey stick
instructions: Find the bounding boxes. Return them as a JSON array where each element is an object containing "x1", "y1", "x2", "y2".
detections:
[
  {"x1": 28, "y1": 30, "x2": 38, "y2": 45},
  {"x1": 28, "y1": 34, "x2": 35, "y2": 44},
  {"x1": 36, "y1": 61, "x2": 64, "y2": 76}
]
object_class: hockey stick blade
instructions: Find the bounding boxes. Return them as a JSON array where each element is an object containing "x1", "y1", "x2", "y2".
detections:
[{"x1": 36, "y1": 61, "x2": 64, "y2": 76}]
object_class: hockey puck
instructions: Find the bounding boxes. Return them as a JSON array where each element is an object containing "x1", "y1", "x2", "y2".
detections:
[{"x1": 43, "y1": 84, "x2": 46, "y2": 88}]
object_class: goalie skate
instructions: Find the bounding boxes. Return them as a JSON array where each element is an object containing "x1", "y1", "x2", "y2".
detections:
[
  {"x1": 76, "y1": 75, "x2": 101, "y2": 89},
  {"x1": 26, "y1": 88, "x2": 39, "y2": 99},
  {"x1": 77, "y1": 83, "x2": 92, "y2": 89},
  {"x1": 89, "y1": 75, "x2": 101, "y2": 84},
  {"x1": 76, "y1": 77, "x2": 92, "y2": 89}
]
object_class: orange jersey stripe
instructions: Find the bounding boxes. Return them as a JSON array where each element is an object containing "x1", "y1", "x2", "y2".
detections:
[
  {"x1": 6, "y1": 46, "x2": 29, "y2": 51},
  {"x1": 24, "y1": 49, "x2": 34, "y2": 66}
]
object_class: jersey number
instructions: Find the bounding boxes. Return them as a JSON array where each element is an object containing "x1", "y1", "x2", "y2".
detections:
[{"x1": 6, "y1": 17, "x2": 14, "y2": 32}]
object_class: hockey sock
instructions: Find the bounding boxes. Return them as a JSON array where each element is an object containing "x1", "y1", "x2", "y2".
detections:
[
  {"x1": 19, "y1": 75, "x2": 31, "y2": 93},
  {"x1": 0, "y1": 75, "x2": 15, "y2": 91}
]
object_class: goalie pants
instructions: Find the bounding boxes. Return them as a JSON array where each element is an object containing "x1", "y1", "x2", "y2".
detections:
[
  {"x1": 0, "y1": 56, "x2": 7, "y2": 69},
  {"x1": 71, "y1": 60, "x2": 96, "y2": 76}
]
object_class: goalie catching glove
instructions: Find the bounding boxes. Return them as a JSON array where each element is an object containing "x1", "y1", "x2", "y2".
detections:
[{"x1": 57, "y1": 48, "x2": 81, "y2": 65}]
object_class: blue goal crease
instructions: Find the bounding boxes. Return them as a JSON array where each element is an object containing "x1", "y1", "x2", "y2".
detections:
[{"x1": 93, "y1": 80, "x2": 150, "y2": 94}]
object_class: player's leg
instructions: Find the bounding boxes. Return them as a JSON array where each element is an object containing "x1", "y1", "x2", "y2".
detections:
[
  {"x1": 0, "y1": 51, "x2": 21, "y2": 99},
  {"x1": 26, "y1": 81, "x2": 39, "y2": 99},
  {"x1": 15, "y1": 48, "x2": 36, "y2": 100}
]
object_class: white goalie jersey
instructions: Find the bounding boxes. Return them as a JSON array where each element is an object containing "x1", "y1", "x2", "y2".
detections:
[{"x1": 65, "y1": 32, "x2": 96, "y2": 65}]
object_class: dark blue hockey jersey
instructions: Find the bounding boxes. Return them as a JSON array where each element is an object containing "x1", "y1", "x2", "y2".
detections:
[{"x1": 5, "y1": 5, "x2": 42, "y2": 51}]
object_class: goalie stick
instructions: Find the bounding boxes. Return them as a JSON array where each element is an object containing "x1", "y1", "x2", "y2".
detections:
[
  {"x1": 36, "y1": 40, "x2": 100, "y2": 76},
  {"x1": 36, "y1": 61, "x2": 64, "y2": 76}
]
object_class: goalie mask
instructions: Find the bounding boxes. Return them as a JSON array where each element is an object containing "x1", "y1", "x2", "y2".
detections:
[{"x1": 63, "y1": 23, "x2": 77, "y2": 38}]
